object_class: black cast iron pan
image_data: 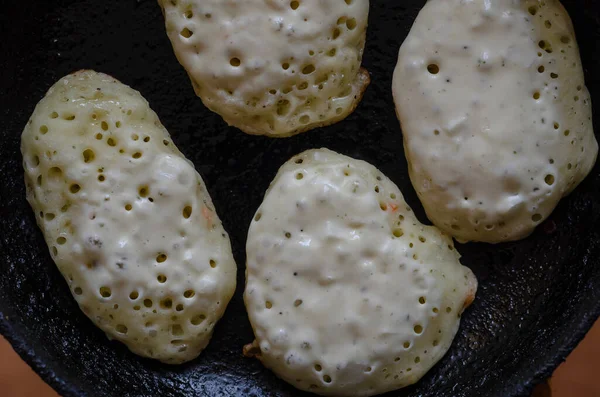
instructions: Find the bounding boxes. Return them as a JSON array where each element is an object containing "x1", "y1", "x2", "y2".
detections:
[{"x1": 1, "y1": 0, "x2": 599, "y2": 396}]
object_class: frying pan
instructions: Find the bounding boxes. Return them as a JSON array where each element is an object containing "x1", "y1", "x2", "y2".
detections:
[{"x1": 1, "y1": 0, "x2": 599, "y2": 396}]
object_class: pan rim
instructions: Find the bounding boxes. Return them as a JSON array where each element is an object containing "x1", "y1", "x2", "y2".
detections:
[{"x1": 0, "y1": 313, "x2": 83, "y2": 397}]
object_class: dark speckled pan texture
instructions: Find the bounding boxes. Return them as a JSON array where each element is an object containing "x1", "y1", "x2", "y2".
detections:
[{"x1": 1, "y1": 1, "x2": 599, "y2": 396}]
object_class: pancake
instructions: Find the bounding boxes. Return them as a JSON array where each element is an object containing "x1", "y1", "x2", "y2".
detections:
[
  {"x1": 158, "y1": 0, "x2": 370, "y2": 137},
  {"x1": 244, "y1": 148, "x2": 477, "y2": 396},
  {"x1": 393, "y1": 0, "x2": 598, "y2": 243},
  {"x1": 21, "y1": 70, "x2": 237, "y2": 364}
]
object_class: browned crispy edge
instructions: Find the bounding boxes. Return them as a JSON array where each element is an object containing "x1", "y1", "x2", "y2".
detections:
[{"x1": 242, "y1": 340, "x2": 261, "y2": 358}]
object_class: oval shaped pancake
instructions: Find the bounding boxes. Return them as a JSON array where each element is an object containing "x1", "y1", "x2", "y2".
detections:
[
  {"x1": 244, "y1": 148, "x2": 477, "y2": 396},
  {"x1": 393, "y1": 0, "x2": 598, "y2": 243},
  {"x1": 21, "y1": 70, "x2": 237, "y2": 364},
  {"x1": 158, "y1": 0, "x2": 370, "y2": 137}
]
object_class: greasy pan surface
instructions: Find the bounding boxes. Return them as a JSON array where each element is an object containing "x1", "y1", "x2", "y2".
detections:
[{"x1": 0, "y1": 0, "x2": 599, "y2": 396}]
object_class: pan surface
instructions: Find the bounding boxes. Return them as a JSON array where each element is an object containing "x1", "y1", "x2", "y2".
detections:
[{"x1": 1, "y1": 0, "x2": 599, "y2": 396}]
